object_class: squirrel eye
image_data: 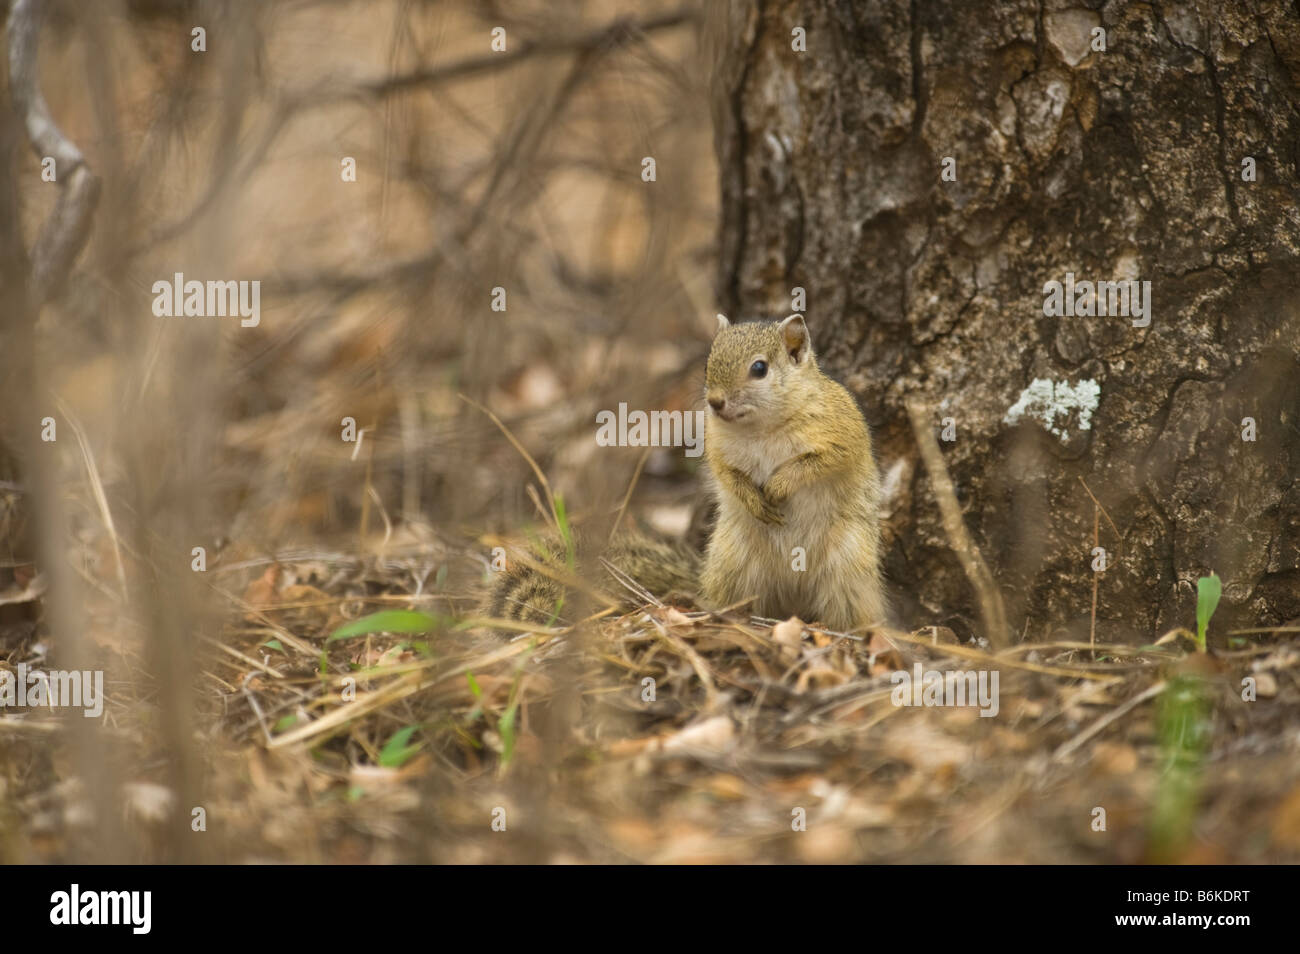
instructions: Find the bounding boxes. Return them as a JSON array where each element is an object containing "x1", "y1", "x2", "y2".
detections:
[{"x1": 749, "y1": 359, "x2": 768, "y2": 379}]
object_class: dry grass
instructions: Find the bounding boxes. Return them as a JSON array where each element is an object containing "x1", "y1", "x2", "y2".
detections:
[
  {"x1": 16, "y1": 514, "x2": 1298, "y2": 864},
  {"x1": 181, "y1": 549, "x2": 1300, "y2": 863}
]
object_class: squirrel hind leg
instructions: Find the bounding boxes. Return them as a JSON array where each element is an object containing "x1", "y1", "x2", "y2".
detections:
[
  {"x1": 838, "y1": 583, "x2": 892, "y2": 633},
  {"x1": 601, "y1": 533, "x2": 701, "y2": 607}
]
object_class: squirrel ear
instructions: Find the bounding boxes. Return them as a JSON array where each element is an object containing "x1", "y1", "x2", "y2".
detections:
[
  {"x1": 779, "y1": 314, "x2": 811, "y2": 363},
  {"x1": 714, "y1": 313, "x2": 730, "y2": 336}
]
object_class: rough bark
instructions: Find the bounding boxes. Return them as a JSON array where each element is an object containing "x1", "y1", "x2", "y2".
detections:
[{"x1": 711, "y1": 0, "x2": 1300, "y2": 643}]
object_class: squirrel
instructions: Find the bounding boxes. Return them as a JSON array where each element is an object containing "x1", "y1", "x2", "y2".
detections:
[
  {"x1": 699, "y1": 314, "x2": 887, "y2": 631},
  {"x1": 483, "y1": 314, "x2": 887, "y2": 633}
]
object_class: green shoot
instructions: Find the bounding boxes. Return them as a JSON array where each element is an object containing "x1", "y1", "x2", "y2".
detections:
[
  {"x1": 327, "y1": 609, "x2": 443, "y2": 643},
  {"x1": 273, "y1": 714, "x2": 297, "y2": 733},
  {"x1": 378, "y1": 725, "x2": 423, "y2": 768},
  {"x1": 553, "y1": 493, "x2": 576, "y2": 571},
  {"x1": 1195, "y1": 574, "x2": 1221, "y2": 653},
  {"x1": 1149, "y1": 675, "x2": 1209, "y2": 860},
  {"x1": 498, "y1": 640, "x2": 536, "y2": 774}
]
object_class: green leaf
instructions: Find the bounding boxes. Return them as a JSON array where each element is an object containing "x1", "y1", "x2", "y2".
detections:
[
  {"x1": 378, "y1": 725, "x2": 423, "y2": 768},
  {"x1": 499, "y1": 705, "x2": 517, "y2": 765},
  {"x1": 497, "y1": 639, "x2": 535, "y2": 770},
  {"x1": 1150, "y1": 674, "x2": 1209, "y2": 859},
  {"x1": 327, "y1": 610, "x2": 442, "y2": 643},
  {"x1": 261, "y1": 638, "x2": 284, "y2": 652},
  {"x1": 466, "y1": 671, "x2": 482, "y2": 699},
  {"x1": 1195, "y1": 574, "x2": 1222, "y2": 653},
  {"x1": 273, "y1": 714, "x2": 298, "y2": 733}
]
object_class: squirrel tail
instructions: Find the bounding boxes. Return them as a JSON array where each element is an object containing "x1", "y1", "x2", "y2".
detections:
[
  {"x1": 482, "y1": 533, "x2": 571, "y2": 627},
  {"x1": 481, "y1": 527, "x2": 700, "y2": 629}
]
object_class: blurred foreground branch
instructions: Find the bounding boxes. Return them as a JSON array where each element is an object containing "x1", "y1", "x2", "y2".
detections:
[{"x1": 7, "y1": 0, "x2": 100, "y2": 304}]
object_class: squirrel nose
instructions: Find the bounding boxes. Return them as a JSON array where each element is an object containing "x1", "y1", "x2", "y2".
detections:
[{"x1": 707, "y1": 394, "x2": 725, "y2": 412}]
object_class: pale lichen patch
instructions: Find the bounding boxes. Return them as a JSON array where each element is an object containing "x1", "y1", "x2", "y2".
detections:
[{"x1": 1003, "y1": 378, "x2": 1101, "y2": 442}]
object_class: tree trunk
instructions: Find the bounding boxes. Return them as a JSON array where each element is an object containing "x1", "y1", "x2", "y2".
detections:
[{"x1": 710, "y1": 0, "x2": 1300, "y2": 643}]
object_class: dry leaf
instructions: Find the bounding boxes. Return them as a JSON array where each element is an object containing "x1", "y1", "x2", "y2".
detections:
[
  {"x1": 122, "y1": 782, "x2": 175, "y2": 824},
  {"x1": 660, "y1": 607, "x2": 694, "y2": 627},
  {"x1": 868, "y1": 630, "x2": 904, "y2": 675},
  {"x1": 242, "y1": 564, "x2": 282, "y2": 613},
  {"x1": 772, "y1": 617, "x2": 804, "y2": 662},
  {"x1": 1092, "y1": 741, "x2": 1139, "y2": 775},
  {"x1": 0, "y1": 568, "x2": 44, "y2": 606},
  {"x1": 1252, "y1": 671, "x2": 1278, "y2": 698},
  {"x1": 796, "y1": 825, "x2": 855, "y2": 863},
  {"x1": 661, "y1": 715, "x2": 734, "y2": 753},
  {"x1": 703, "y1": 773, "x2": 748, "y2": 801},
  {"x1": 1271, "y1": 786, "x2": 1300, "y2": 850}
]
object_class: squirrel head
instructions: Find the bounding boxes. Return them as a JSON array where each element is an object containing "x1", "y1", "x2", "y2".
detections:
[{"x1": 705, "y1": 314, "x2": 819, "y2": 425}]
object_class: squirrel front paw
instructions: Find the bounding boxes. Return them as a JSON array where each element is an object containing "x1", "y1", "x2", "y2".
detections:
[
  {"x1": 749, "y1": 490, "x2": 785, "y2": 526},
  {"x1": 763, "y1": 473, "x2": 791, "y2": 505}
]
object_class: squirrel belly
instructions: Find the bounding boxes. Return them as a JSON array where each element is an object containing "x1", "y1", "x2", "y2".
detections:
[{"x1": 700, "y1": 408, "x2": 888, "y2": 632}]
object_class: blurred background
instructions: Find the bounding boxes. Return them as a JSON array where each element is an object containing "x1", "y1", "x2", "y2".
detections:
[
  {"x1": 2, "y1": 0, "x2": 718, "y2": 863},
  {"x1": 2, "y1": 0, "x2": 1299, "y2": 864}
]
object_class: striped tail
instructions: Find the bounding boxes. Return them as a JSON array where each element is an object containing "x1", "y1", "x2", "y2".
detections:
[
  {"x1": 482, "y1": 528, "x2": 700, "y2": 629},
  {"x1": 483, "y1": 533, "x2": 572, "y2": 627}
]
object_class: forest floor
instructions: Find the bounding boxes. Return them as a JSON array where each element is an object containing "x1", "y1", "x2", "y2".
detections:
[
  {"x1": 189, "y1": 545, "x2": 1300, "y2": 864},
  {"x1": 6, "y1": 514, "x2": 1299, "y2": 864}
]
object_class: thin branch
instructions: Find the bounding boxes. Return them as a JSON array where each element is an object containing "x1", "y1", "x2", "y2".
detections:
[
  {"x1": 907, "y1": 401, "x2": 1010, "y2": 648},
  {"x1": 136, "y1": 7, "x2": 696, "y2": 259},
  {"x1": 7, "y1": 0, "x2": 100, "y2": 304},
  {"x1": 1078, "y1": 476, "x2": 1122, "y2": 556},
  {"x1": 608, "y1": 446, "x2": 651, "y2": 544},
  {"x1": 344, "y1": 9, "x2": 696, "y2": 103},
  {"x1": 1053, "y1": 681, "x2": 1167, "y2": 762}
]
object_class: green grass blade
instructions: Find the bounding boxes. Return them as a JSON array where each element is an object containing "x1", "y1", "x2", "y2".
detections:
[
  {"x1": 327, "y1": 610, "x2": 443, "y2": 643},
  {"x1": 1195, "y1": 574, "x2": 1221, "y2": 653},
  {"x1": 378, "y1": 724, "x2": 423, "y2": 768}
]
